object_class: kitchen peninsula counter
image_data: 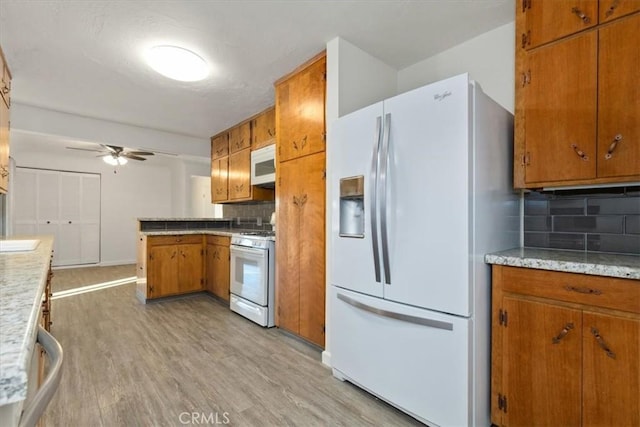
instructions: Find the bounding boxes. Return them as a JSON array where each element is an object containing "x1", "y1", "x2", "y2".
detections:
[
  {"x1": 486, "y1": 247, "x2": 640, "y2": 280},
  {"x1": 0, "y1": 236, "x2": 53, "y2": 407}
]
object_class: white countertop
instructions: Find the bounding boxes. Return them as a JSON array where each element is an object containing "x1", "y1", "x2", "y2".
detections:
[
  {"x1": 485, "y1": 247, "x2": 640, "y2": 280},
  {"x1": 0, "y1": 236, "x2": 54, "y2": 406}
]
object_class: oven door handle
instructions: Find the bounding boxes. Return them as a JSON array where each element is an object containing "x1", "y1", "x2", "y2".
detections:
[{"x1": 231, "y1": 245, "x2": 266, "y2": 257}]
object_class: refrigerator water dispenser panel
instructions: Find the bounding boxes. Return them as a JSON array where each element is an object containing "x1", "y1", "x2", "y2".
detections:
[{"x1": 339, "y1": 176, "x2": 365, "y2": 238}]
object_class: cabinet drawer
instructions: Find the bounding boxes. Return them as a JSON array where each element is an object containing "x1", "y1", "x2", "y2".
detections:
[
  {"x1": 206, "y1": 235, "x2": 230, "y2": 246},
  {"x1": 501, "y1": 266, "x2": 640, "y2": 314},
  {"x1": 148, "y1": 235, "x2": 203, "y2": 246}
]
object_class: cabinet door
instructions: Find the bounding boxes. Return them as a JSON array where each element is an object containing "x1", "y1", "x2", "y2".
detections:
[
  {"x1": 297, "y1": 152, "x2": 326, "y2": 347},
  {"x1": 503, "y1": 297, "x2": 582, "y2": 426},
  {"x1": 252, "y1": 107, "x2": 276, "y2": 150},
  {"x1": 228, "y1": 149, "x2": 251, "y2": 200},
  {"x1": 599, "y1": 0, "x2": 640, "y2": 22},
  {"x1": 178, "y1": 243, "x2": 203, "y2": 293},
  {"x1": 211, "y1": 156, "x2": 228, "y2": 202},
  {"x1": 148, "y1": 244, "x2": 180, "y2": 297},
  {"x1": 525, "y1": 0, "x2": 597, "y2": 49},
  {"x1": 583, "y1": 312, "x2": 639, "y2": 426},
  {"x1": 276, "y1": 55, "x2": 326, "y2": 163},
  {"x1": 213, "y1": 244, "x2": 230, "y2": 301},
  {"x1": 525, "y1": 31, "x2": 597, "y2": 184},
  {"x1": 211, "y1": 133, "x2": 228, "y2": 159},
  {"x1": 597, "y1": 14, "x2": 640, "y2": 178},
  {"x1": 0, "y1": 93, "x2": 8, "y2": 193},
  {"x1": 229, "y1": 122, "x2": 251, "y2": 153},
  {"x1": 276, "y1": 159, "x2": 301, "y2": 333}
]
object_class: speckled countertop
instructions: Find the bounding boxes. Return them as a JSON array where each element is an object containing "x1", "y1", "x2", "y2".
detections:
[
  {"x1": 486, "y1": 247, "x2": 640, "y2": 280},
  {"x1": 0, "y1": 236, "x2": 54, "y2": 406}
]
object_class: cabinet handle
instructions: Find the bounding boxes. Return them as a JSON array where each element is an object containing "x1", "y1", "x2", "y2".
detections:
[
  {"x1": 300, "y1": 193, "x2": 308, "y2": 206},
  {"x1": 571, "y1": 7, "x2": 591, "y2": 24},
  {"x1": 301, "y1": 135, "x2": 307, "y2": 149},
  {"x1": 1, "y1": 85, "x2": 8, "y2": 95},
  {"x1": 604, "y1": 134, "x2": 622, "y2": 160},
  {"x1": 604, "y1": 0, "x2": 620, "y2": 17},
  {"x1": 292, "y1": 140, "x2": 298, "y2": 150},
  {"x1": 267, "y1": 128, "x2": 274, "y2": 137},
  {"x1": 0, "y1": 165, "x2": 8, "y2": 178},
  {"x1": 591, "y1": 327, "x2": 616, "y2": 359},
  {"x1": 564, "y1": 285, "x2": 602, "y2": 295},
  {"x1": 552, "y1": 322, "x2": 574, "y2": 344},
  {"x1": 292, "y1": 195, "x2": 299, "y2": 206},
  {"x1": 171, "y1": 251, "x2": 176, "y2": 259},
  {"x1": 570, "y1": 144, "x2": 589, "y2": 161},
  {"x1": 236, "y1": 183, "x2": 244, "y2": 192}
]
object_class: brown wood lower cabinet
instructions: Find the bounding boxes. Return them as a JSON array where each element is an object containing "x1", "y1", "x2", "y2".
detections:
[
  {"x1": 205, "y1": 235, "x2": 230, "y2": 301},
  {"x1": 146, "y1": 235, "x2": 204, "y2": 299},
  {"x1": 491, "y1": 265, "x2": 640, "y2": 427}
]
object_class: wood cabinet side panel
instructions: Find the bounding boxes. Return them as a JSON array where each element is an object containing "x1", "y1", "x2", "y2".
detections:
[{"x1": 491, "y1": 266, "x2": 505, "y2": 426}]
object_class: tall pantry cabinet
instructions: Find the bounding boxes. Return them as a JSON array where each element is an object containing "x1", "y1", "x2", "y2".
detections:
[
  {"x1": 514, "y1": 0, "x2": 639, "y2": 188},
  {"x1": 275, "y1": 52, "x2": 326, "y2": 347}
]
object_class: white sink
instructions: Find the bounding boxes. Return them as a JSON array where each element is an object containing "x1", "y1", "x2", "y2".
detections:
[{"x1": 0, "y1": 239, "x2": 41, "y2": 252}]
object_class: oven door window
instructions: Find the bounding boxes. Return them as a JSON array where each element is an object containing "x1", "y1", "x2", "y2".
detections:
[{"x1": 230, "y1": 246, "x2": 268, "y2": 306}]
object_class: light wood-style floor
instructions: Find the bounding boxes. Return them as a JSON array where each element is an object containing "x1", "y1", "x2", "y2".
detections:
[{"x1": 43, "y1": 265, "x2": 423, "y2": 426}]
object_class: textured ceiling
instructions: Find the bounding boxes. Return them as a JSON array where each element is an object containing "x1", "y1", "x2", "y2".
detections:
[{"x1": 0, "y1": 1, "x2": 514, "y2": 143}]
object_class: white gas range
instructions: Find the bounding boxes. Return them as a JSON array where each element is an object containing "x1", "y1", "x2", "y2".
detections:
[{"x1": 229, "y1": 231, "x2": 275, "y2": 327}]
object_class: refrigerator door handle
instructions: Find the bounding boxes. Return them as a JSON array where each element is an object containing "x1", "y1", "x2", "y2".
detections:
[
  {"x1": 337, "y1": 292, "x2": 454, "y2": 331},
  {"x1": 370, "y1": 116, "x2": 382, "y2": 283},
  {"x1": 379, "y1": 113, "x2": 392, "y2": 285}
]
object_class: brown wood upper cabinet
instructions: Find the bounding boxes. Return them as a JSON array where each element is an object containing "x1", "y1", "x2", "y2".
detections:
[
  {"x1": 491, "y1": 265, "x2": 639, "y2": 426},
  {"x1": 275, "y1": 55, "x2": 326, "y2": 163},
  {"x1": 229, "y1": 121, "x2": 251, "y2": 153},
  {"x1": 0, "y1": 45, "x2": 11, "y2": 194},
  {"x1": 210, "y1": 120, "x2": 273, "y2": 203},
  {"x1": 251, "y1": 106, "x2": 276, "y2": 150},
  {"x1": 211, "y1": 133, "x2": 228, "y2": 160},
  {"x1": 514, "y1": 3, "x2": 639, "y2": 188},
  {"x1": 522, "y1": 0, "x2": 639, "y2": 49}
]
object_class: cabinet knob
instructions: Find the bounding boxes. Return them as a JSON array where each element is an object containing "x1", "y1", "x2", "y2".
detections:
[
  {"x1": 571, "y1": 7, "x2": 591, "y2": 24},
  {"x1": 570, "y1": 144, "x2": 589, "y2": 161}
]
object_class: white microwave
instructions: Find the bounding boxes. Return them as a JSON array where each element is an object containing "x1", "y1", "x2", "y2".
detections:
[{"x1": 251, "y1": 145, "x2": 276, "y2": 187}]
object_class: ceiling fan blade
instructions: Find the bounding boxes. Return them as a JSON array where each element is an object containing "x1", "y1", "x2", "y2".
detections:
[
  {"x1": 127, "y1": 151, "x2": 155, "y2": 156},
  {"x1": 101, "y1": 144, "x2": 122, "y2": 154},
  {"x1": 121, "y1": 153, "x2": 147, "y2": 161},
  {"x1": 66, "y1": 147, "x2": 106, "y2": 153}
]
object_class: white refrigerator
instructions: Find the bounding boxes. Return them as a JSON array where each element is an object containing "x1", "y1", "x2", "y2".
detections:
[{"x1": 329, "y1": 73, "x2": 519, "y2": 426}]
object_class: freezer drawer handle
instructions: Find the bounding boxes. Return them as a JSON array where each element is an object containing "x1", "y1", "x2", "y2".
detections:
[
  {"x1": 337, "y1": 293, "x2": 453, "y2": 331},
  {"x1": 18, "y1": 326, "x2": 64, "y2": 427}
]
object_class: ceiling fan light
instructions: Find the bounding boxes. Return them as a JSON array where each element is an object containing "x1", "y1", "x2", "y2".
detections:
[
  {"x1": 146, "y1": 45, "x2": 209, "y2": 82},
  {"x1": 103, "y1": 155, "x2": 128, "y2": 166}
]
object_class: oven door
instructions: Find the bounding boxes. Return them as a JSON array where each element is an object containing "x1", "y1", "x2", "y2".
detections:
[{"x1": 230, "y1": 244, "x2": 268, "y2": 306}]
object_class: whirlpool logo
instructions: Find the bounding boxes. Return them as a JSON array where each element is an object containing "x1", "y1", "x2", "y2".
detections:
[
  {"x1": 433, "y1": 90, "x2": 452, "y2": 101},
  {"x1": 179, "y1": 412, "x2": 230, "y2": 425}
]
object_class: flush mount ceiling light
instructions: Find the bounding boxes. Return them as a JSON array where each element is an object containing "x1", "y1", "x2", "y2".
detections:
[
  {"x1": 146, "y1": 45, "x2": 209, "y2": 82},
  {"x1": 103, "y1": 155, "x2": 128, "y2": 166}
]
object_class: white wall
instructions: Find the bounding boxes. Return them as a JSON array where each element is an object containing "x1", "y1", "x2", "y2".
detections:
[
  {"x1": 397, "y1": 22, "x2": 515, "y2": 113},
  {"x1": 10, "y1": 132, "x2": 210, "y2": 265}
]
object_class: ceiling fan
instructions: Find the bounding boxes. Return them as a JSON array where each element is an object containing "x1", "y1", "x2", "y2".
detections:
[{"x1": 66, "y1": 144, "x2": 155, "y2": 165}]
